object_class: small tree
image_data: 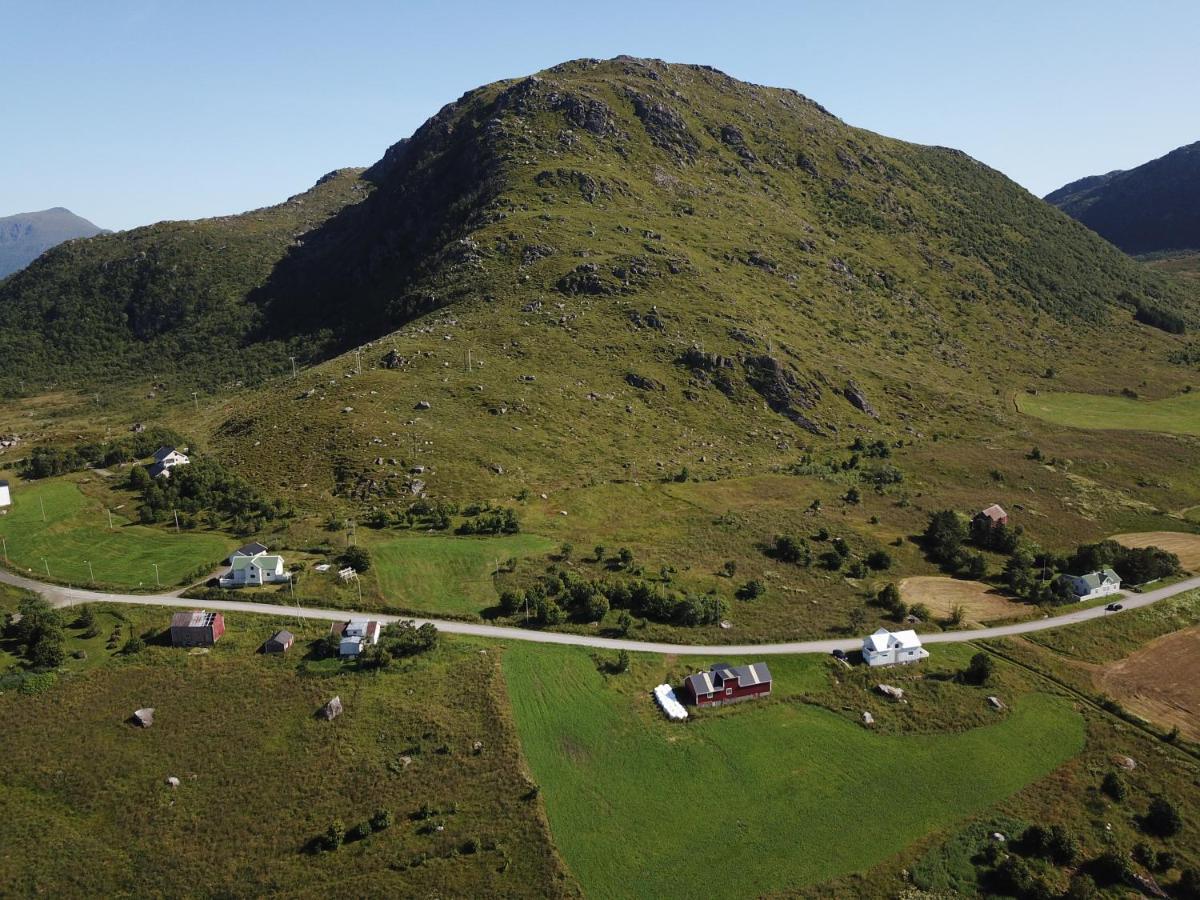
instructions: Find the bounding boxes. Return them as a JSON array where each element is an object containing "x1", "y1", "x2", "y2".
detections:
[
  {"x1": 340, "y1": 545, "x2": 371, "y2": 573},
  {"x1": 736, "y1": 579, "x2": 766, "y2": 601},
  {"x1": 615, "y1": 650, "x2": 630, "y2": 673},
  {"x1": 119, "y1": 635, "x2": 146, "y2": 656},
  {"x1": 962, "y1": 652, "x2": 994, "y2": 685},
  {"x1": 1101, "y1": 771, "x2": 1126, "y2": 801},
  {"x1": 370, "y1": 808, "x2": 394, "y2": 831},
  {"x1": 585, "y1": 593, "x2": 610, "y2": 622},
  {"x1": 615, "y1": 611, "x2": 633, "y2": 636},
  {"x1": 721, "y1": 560, "x2": 737, "y2": 577},
  {"x1": 844, "y1": 486, "x2": 861, "y2": 504},
  {"x1": 559, "y1": 542, "x2": 573, "y2": 561},
  {"x1": 348, "y1": 821, "x2": 371, "y2": 842},
  {"x1": 866, "y1": 549, "x2": 892, "y2": 570},
  {"x1": 876, "y1": 582, "x2": 902, "y2": 609},
  {"x1": 617, "y1": 548, "x2": 634, "y2": 569},
  {"x1": 946, "y1": 603, "x2": 966, "y2": 626},
  {"x1": 594, "y1": 545, "x2": 606, "y2": 563},
  {"x1": 1142, "y1": 797, "x2": 1183, "y2": 837},
  {"x1": 325, "y1": 820, "x2": 346, "y2": 851}
]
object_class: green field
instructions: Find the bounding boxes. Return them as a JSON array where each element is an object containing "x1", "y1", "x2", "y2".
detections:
[
  {"x1": 1017, "y1": 390, "x2": 1200, "y2": 436},
  {"x1": 369, "y1": 532, "x2": 556, "y2": 615},
  {"x1": 0, "y1": 603, "x2": 570, "y2": 897},
  {"x1": 0, "y1": 477, "x2": 229, "y2": 589},
  {"x1": 502, "y1": 645, "x2": 1085, "y2": 899}
]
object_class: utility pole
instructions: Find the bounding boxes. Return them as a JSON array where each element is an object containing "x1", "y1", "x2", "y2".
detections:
[
  {"x1": 42, "y1": 557, "x2": 50, "y2": 578},
  {"x1": 289, "y1": 356, "x2": 298, "y2": 379},
  {"x1": 467, "y1": 349, "x2": 473, "y2": 372},
  {"x1": 355, "y1": 575, "x2": 362, "y2": 605},
  {"x1": 107, "y1": 508, "x2": 114, "y2": 530},
  {"x1": 86, "y1": 560, "x2": 95, "y2": 584},
  {"x1": 349, "y1": 519, "x2": 356, "y2": 546},
  {"x1": 355, "y1": 349, "x2": 362, "y2": 375},
  {"x1": 1, "y1": 536, "x2": 7, "y2": 563},
  {"x1": 191, "y1": 391, "x2": 199, "y2": 412},
  {"x1": 39, "y1": 497, "x2": 46, "y2": 523},
  {"x1": 173, "y1": 509, "x2": 181, "y2": 533},
  {"x1": 152, "y1": 563, "x2": 160, "y2": 587}
]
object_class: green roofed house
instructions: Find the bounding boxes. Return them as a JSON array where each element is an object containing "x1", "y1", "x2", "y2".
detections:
[
  {"x1": 1057, "y1": 567, "x2": 1122, "y2": 601},
  {"x1": 219, "y1": 550, "x2": 290, "y2": 588}
]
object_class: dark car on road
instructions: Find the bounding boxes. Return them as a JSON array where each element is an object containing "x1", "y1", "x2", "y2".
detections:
[
  {"x1": 831, "y1": 648, "x2": 847, "y2": 660},
  {"x1": 1106, "y1": 602, "x2": 1124, "y2": 612}
]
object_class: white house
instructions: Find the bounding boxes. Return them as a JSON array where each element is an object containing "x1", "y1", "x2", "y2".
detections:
[
  {"x1": 148, "y1": 446, "x2": 190, "y2": 479},
  {"x1": 331, "y1": 619, "x2": 382, "y2": 657},
  {"x1": 1058, "y1": 568, "x2": 1122, "y2": 601},
  {"x1": 218, "y1": 551, "x2": 290, "y2": 588},
  {"x1": 0, "y1": 479, "x2": 10, "y2": 512},
  {"x1": 862, "y1": 628, "x2": 930, "y2": 667}
]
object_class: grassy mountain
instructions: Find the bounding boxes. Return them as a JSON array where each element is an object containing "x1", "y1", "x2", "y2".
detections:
[
  {"x1": 0, "y1": 207, "x2": 108, "y2": 279},
  {"x1": 0, "y1": 171, "x2": 370, "y2": 392},
  {"x1": 1045, "y1": 141, "x2": 1200, "y2": 254}
]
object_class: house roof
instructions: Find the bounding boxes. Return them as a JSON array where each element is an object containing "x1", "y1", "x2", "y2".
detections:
[
  {"x1": 171, "y1": 610, "x2": 218, "y2": 629},
  {"x1": 978, "y1": 504, "x2": 1007, "y2": 522},
  {"x1": 153, "y1": 446, "x2": 178, "y2": 462},
  {"x1": 268, "y1": 630, "x2": 294, "y2": 645},
  {"x1": 1075, "y1": 568, "x2": 1121, "y2": 591},
  {"x1": 231, "y1": 554, "x2": 283, "y2": 572},
  {"x1": 685, "y1": 661, "x2": 772, "y2": 695},
  {"x1": 234, "y1": 541, "x2": 268, "y2": 557},
  {"x1": 864, "y1": 628, "x2": 924, "y2": 652}
]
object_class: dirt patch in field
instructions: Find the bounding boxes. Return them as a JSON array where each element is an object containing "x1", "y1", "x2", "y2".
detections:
[
  {"x1": 1111, "y1": 531, "x2": 1200, "y2": 571},
  {"x1": 1093, "y1": 625, "x2": 1200, "y2": 741},
  {"x1": 899, "y1": 576, "x2": 1024, "y2": 624}
]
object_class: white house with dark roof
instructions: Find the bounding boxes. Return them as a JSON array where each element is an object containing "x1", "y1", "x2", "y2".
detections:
[
  {"x1": 1057, "y1": 568, "x2": 1122, "y2": 601},
  {"x1": 148, "y1": 446, "x2": 189, "y2": 479},
  {"x1": 862, "y1": 628, "x2": 929, "y2": 667},
  {"x1": 218, "y1": 551, "x2": 289, "y2": 588},
  {"x1": 0, "y1": 479, "x2": 10, "y2": 511},
  {"x1": 229, "y1": 541, "x2": 269, "y2": 563},
  {"x1": 330, "y1": 619, "x2": 382, "y2": 657}
]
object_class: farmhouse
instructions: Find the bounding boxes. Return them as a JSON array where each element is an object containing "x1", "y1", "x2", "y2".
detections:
[
  {"x1": 862, "y1": 628, "x2": 929, "y2": 667},
  {"x1": 170, "y1": 610, "x2": 225, "y2": 647},
  {"x1": 975, "y1": 503, "x2": 1008, "y2": 527},
  {"x1": 219, "y1": 551, "x2": 290, "y2": 588},
  {"x1": 0, "y1": 479, "x2": 10, "y2": 511},
  {"x1": 264, "y1": 630, "x2": 294, "y2": 653},
  {"x1": 148, "y1": 446, "x2": 190, "y2": 479},
  {"x1": 682, "y1": 662, "x2": 772, "y2": 707},
  {"x1": 1057, "y1": 568, "x2": 1122, "y2": 601},
  {"x1": 330, "y1": 619, "x2": 382, "y2": 657}
]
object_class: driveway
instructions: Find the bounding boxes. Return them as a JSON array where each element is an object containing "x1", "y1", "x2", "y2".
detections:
[{"x1": 2, "y1": 565, "x2": 1197, "y2": 657}]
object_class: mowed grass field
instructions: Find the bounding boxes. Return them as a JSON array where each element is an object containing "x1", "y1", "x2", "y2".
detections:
[
  {"x1": 0, "y1": 604, "x2": 571, "y2": 898},
  {"x1": 0, "y1": 476, "x2": 229, "y2": 589},
  {"x1": 1093, "y1": 624, "x2": 1200, "y2": 742},
  {"x1": 369, "y1": 532, "x2": 556, "y2": 615},
  {"x1": 1112, "y1": 530, "x2": 1200, "y2": 571},
  {"x1": 502, "y1": 644, "x2": 1085, "y2": 899},
  {"x1": 1017, "y1": 390, "x2": 1200, "y2": 436},
  {"x1": 899, "y1": 576, "x2": 1024, "y2": 624}
]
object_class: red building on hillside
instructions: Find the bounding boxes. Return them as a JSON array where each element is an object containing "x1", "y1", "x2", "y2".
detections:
[
  {"x1": 683, "y1": 662, "x2": 772, "y2": 707},
  {"x1": 169, "y1": 610, "x2": 226, "y2": 647}
]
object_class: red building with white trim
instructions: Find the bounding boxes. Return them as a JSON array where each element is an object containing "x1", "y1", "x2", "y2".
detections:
[{"x1": 682, "y1": 662, "x2": 772, "y2": 707}]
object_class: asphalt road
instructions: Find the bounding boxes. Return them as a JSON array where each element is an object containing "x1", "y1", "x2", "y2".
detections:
[{"x1": 3, "y1": 565, "x2": 1198, "y2": 657}]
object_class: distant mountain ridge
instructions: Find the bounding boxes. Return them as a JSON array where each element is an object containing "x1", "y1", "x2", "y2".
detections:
[
  {"x1": 0, "y1": 207, "x2": 108, "y2": 279},
  {"x1": 1046, "y1": 141, "x2": 1200, "y2": 254}
]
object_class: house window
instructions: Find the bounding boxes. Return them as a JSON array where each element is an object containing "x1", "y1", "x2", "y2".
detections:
[{"x1": 726, "y1": 688, "x2": 733, "y2": 696}]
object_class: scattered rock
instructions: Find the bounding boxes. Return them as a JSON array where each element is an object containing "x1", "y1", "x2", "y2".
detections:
[
  {"x1": 381, "y1": 349, "x2": 407, "y2": 369},
  {"x1": 472, "y1": 741, "x2": 484, "y2": 753},
  {"x1": 719, "y1": 620, "x2": 732, "y2": 630},
  {"x1": 341, "y1": 406, "x2": 354, "y2": 414},
  {"x1": 990, "y1": 832, "x2": 1006, "y2": 843},
  {"x1": 319, "y1": 696, "x2": 343, "y2": 721},
  {"x1": 132, "y1": 708, "x2": 155, "y2": 728},
  {"x1": 987, "y1": 696, "x2": 1006, "y2": 710},
  {"x1": 490, "y1": 464, "x2": 504, "y2": 475},
  {"x1": 414, "y1": 400, "x2": 432, "y2": 410},
  {"x1": 844, "y1": 380, "x2": 879, "y2": 418},
  {"x1": 861, "y1": 711, "x2": 875, "y2": 726},
  {"x1": 876, "y1": 684, "x2": 904, "y2": 701},
  {"x1": 625, "y1": 372, "x2": 665, "y2": 392},
  {"x1": 131, "y1": 423, "x2": 146, "y2": 433},
  {"x1": 1114, "y1": 755, "x2": 1137, "y2": 770},
  {"x1": 165, "y1": 776, "x2": 180, "y2": 789}
]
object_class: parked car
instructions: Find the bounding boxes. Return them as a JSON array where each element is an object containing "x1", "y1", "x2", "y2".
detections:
[
  {"x1": 1106, "y1": 602, "x2": 1124, "y2": 612},
  {"x1": 831, "y1": 648, "x2": 847, "y2": 660}
]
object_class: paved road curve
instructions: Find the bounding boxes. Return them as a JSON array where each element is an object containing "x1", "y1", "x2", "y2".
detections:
[{"x1": 2, "y1": 565, "x2": 1198, "y2": 657}]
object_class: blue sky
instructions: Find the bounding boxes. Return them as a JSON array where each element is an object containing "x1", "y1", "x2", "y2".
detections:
[{"x1": 4, "y1": 0, "x2": 1198, "y2": 230}]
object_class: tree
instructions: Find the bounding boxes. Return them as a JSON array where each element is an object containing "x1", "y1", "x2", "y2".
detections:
[
  {"x1": 772, "y1": 534, "x2": 809, "y2": 565},
  {"x1": 559, "y1": 542, "x2": 573, "y2": 560},
  {"x1": 876, "y1": 582, "x2": 902, "y2": 609},
  {"x1": 325, "y1": 820, "x2": 346, "y2": 851},
  {"x1": 721, "y1": 560, "x2": 737, "y2": 577},
  {"x1": 593, "y1": 545, "x2": 606, "y2": 563},
  {"x1": 865, "y1": 549, "x2": 892, "y2": 570},
  {"x1": 1142, "y1": 797, "x2": 1182, "y2": 837},
  {"x1": 370, "y1": 808, "x2": 394, "y2": 831},
  {"x1": 959, "y1": 551, "x2": 987, "y2": 580},
  {"x1": 340, "y1": 545, "x2": 371, "y2": 573},
  {"x1": 585, "y1": 593, "x2": 610, "y2": 622},
  {"x1": 28, "y1": 636, "x2": 66, "y2": 669},
  {"x1": 962, "y1": 651, "x2": 994, "y2": 685},
  {"x1": 1101, "y1": 771, "x2": 1126, "y2": 801},
  {"x1": 922, "y1": 510, "x2": 968, "y2": 564},
  {"x1": 1178, "y1": 868, "x2": 1200, "y2": 900},
  {"x1": 946, "y1": 603, "x2": 966, "y2": 626},
  {"x1": 617, "y1": 548, "x2": 634, "y2": 569},
  {"x1": 382, "y1": 620, "x2": 439, "y2": 657},
  {"x1": 499, "y1": 590, "x2": 523, "y2": 616},
  {"x1": 844, "y1": 486, "x2": 861, "y2": 504},
  {"x1": 615, "y1": 611, "x2": 633, "y2": 636},
  {"x1": 848, "y1": 606, "x2": 869, "y2": 634},
  {"x1": 736, "y1": 578, "x2": 766, "y2": 601},
  {"x1": 1063, "y1": 873, "x2": 1098, "y2": 900},
  {"x1": 119, "y1": 635, "x2": 145, "y2": 656},
  {"x1": 909, "y1": 602, "x2": 931, "y2": 621},
  {"x1": 1046, "y1": 824, "x2": 1080, "y2": 865},
  {"x1": 614, "y1": 650, "x2": 630, "y2": 673}
]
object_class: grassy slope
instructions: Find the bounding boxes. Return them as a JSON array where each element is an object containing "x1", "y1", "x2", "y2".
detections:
[
  {"x1": 0, "y1": 474, "x2": 228, "y2": 588},
  {"x1": 0, "y1": 603, "x2": 573, "y2": 898},
  {"x1": 503, "y1": 643, "x2": 1083, "y2": 898}
]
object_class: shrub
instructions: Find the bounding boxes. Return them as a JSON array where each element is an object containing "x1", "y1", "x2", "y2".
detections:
[
  {"x1": 1142, "y1": 797, "x2": 1182, "y2": 837},
  {"x1": 339, "y1": 545, "x2": 372, "y2": 573},
  {"x1": 382, "y1": 620, "x2": 439, "y2": 657},
  {"x1": 615, "y1": 611, "x2": 633, "y2": 635},
  {"x1": 348, "y1": 822, "x2": 371, "y2": 842},
  {"x1": 120, "y1": 636, "x2": 146, "y2": 656},
  {"x1": 961, "y1": 652, "x2": 994, "y2": 685},
  {"x1": 771, "y1": 534, "x2": 810, "y2": 565},
  {"x1": 325, "y1": 820, "x2": 346, "y2": 851},
  {"x1": 370, "y1": 808, "x2": 394, "y2": 831},
  {"x1": 865, "y1": 550, "x2": 892, "y2": 570},
  {"x1": 736, "y1": 579, "x2": 766, "y2": 601}
]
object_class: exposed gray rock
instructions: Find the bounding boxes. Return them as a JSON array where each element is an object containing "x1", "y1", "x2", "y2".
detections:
[
  {"x1": 626, "y1": 373, "x2": 665, "y2": 391},
  {"x1": 844, "y1": 380, "x2": 879, "y2": 418}
]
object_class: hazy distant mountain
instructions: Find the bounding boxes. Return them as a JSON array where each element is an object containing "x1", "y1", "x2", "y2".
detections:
[
  {"x1": 1045, "y1": 142, "x2": 1200, "y2": 254},
  {"x1": 0, "y1": 207, "x2": 108, "y2": 279}
]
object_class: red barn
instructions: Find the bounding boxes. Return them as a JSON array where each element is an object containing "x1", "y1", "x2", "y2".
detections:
[
  {"x1": 170, "y1": 610, "x2": 225, "y2": 647},
  {"x1": 683, "y1": 662, "x2": 772, "y2": 707},
  {"x1": 975, "y1": 504, "x2": 1008, "y2": 527}
]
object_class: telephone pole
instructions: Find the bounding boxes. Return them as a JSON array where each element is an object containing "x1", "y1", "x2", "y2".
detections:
[
  {"x1": 42, "y1": 557, "x2": 50, "y2": 578},
  {"x1": 39, "y1": 497, "x2": 46, "y2": 523},
  {"x1": 107, "y1": 508, "x2": 114, "y2": 530},
  {"x1": 173, "y1": 509, "x2": 181, "y2": 533},
  {"x1": 86, "y1": 560, "x2": 95, "y2": 584},
  {"x1": 152, "y1": 563, "x2": 160, "y2": 586},
  {"x1": 191, "y1": 391, "x2": 199, "y2": 412},
  {"x1": 289, "y1": 356, "x2": 298, "y2": 379},
  {"x1": 1, "y1": 536, "x2": 7, "y2": 563}
]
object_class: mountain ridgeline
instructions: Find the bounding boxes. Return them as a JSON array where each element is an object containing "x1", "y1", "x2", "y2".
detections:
[
  {"x1": 0, "y1": 56, "x2": 1193, "y2": 401},
  {"x1": 0, "y1": 207, "x2": 108, "y2": 280},
  {"x1": 1046, "y1": 141, "x2": 1200, "y2": 254}
]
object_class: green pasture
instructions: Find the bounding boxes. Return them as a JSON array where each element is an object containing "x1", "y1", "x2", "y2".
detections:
[
  {"x1": 368, "y1": 532, "x2": 556, "y2": 615},
  {"x1": 503, "y1": 645, "x2": 1085, "y2": 899},
  {"x1": 0, "y1": 477, "x2": 229, "y2": 589},
  {"x1": 1017, "y1": 390, "x2": 1200, "y2": 436}
]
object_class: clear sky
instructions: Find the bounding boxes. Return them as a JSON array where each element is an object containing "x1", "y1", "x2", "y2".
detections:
[{"x1": 4, "y1": 0, "x2": 1198, "y2": 231}]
